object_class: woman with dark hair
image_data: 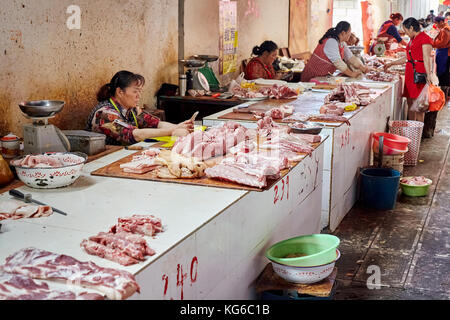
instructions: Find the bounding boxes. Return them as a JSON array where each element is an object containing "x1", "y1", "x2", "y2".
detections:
[
  {"x1": 371, "y1": 13, "x2": 407, "y2": 54},
  {"x1": 87, "y1": 70, "x2": 193, "y2": 145},
  {"x1": 301, "y1": 21, "x2": 371, "y2": 82},
  {"x1": 244, "y1": 41, "x2": 284, "y2": 80},
  {"x1": 384, "y1": 18, "x2": 437, "y2": 123}
]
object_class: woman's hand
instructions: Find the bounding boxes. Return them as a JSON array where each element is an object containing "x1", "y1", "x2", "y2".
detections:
[
  {"x1": 177, "y1": 120, "x2": 194, "y2": 132},
  {"x1": 383, "y1": 63, "x2": 392, "y2": 72},
  {"x1": 172, "y1": 128, "x2": 190, "y2": 137},
  {"x1": 428, "y1": 73, "x2": 439, "y2": 86}
]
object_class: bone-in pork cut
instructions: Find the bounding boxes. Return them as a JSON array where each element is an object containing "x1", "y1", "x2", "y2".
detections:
[
  {"x1": 262, "y1": 133, "x2": 315, "y2": 155},
  {"x1": 88, "y1": 231, "x2": 155, "y2": 260},
  {"x1": 81, "y1": 239, "x2": 140, "y2": 266},
  {"x1": 0, "y1": 199, "x2": 53, "y2": 221},
  {"x1": 2, "y1": 247, "x2": 140, "y2": 300},
  {"x1": 110, "y1": 214, "x2": 163, "y2": 237},
  {"x1": 324, "y1": 83, "x2": 373, "y2": 106},
  {"x1": 319, "y1": 103, "x2": 346, "y2": 116},
  {"x1": 253, "y1": 105, "x2": 295, "y2": 119},
  {"x1": 0, "y1": 271, "x2": 105, "y2": 300},
  {"x1": 257, "y1": 116, "x2": 290, "y2": 137},
  {"x1": 295, "y1": 134, "x2": 322, "y2": 143},
  {"x1": 365, "y1": 71, "x2": 397, "y2": 82},
  {"x1": 307, "y1": 114, "x2": 351, "y2": 125}
]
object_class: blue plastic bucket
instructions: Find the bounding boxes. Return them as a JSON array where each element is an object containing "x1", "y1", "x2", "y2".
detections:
[{"x1": 360, "y1": 168, "x2": 401, "y2": 210}]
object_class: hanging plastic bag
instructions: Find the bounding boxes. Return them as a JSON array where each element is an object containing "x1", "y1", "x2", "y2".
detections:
[
  {"x1": 428, "y1": 84, "x2": 445, "y2": 112},
  {"x1": 0, "y1": 154, "x2": 14, "y2": 186},
  {"x1": 410, "y1": 84, "x2": 429, "y2": 113}
]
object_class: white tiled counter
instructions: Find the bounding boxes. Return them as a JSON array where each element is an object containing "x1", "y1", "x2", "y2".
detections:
[
  {"x1": 0, "y1": 139, "x2": 325, "y2": 299},
  {"x1": 203, "y1": 85, "x2": 392, "y2": 231}
]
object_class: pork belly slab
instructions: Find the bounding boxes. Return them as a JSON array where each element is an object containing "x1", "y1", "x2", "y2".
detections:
[{"x1": 2, "y1": 247, "x2": 140, "y2": 300}]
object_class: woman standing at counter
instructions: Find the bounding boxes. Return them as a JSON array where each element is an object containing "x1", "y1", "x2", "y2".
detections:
[
  {"x1": 87, "y1": 70, "x2": 193, "y2": 145},
  {"x1": 301, "y1": 21, "x2": 371, "y2": 82},
  {"x1": 384, "y1": 18, "x2": 436, "y2": 122},
  {"x1": 371, "y1": 13, "x2": 407, "y2": 54}
]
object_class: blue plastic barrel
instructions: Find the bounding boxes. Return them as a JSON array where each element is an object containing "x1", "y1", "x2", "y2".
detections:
[{"x1": 360, "y1": 168, "x2": 401, "y2": 210}]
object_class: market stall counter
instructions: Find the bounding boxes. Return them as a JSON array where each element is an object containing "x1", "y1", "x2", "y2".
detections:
[
  {"x1": 203, "y1": 84, "x2": 393, "y2": 231},
  {"x1": 0, "y1": 137, "x2": 326, "y2": 299}
]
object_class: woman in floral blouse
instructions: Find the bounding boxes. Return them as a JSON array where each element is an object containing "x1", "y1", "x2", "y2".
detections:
[{"x1": 87, "y1": 70, "x2": 193, "y2": 145}]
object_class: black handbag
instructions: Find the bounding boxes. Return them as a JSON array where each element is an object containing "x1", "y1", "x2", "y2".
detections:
[{"x1": 408, "y1": 49, "x2": 427, "y2": 84}]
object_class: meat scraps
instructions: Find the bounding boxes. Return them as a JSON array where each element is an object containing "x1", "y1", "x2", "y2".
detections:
[
  {"x1": 0, "y1": 270, "x2": 104, "y2": 300},
  {"x1": 0, "y1": 199, "x2": 53, "y2": 221},
  {"x1": 2, "y1": 247, "x2": 140, "y2": 300},
  {"x1": 10, "y1": 153, "x2": 84, "y2": 168},
  {"x1": 324, "y1": 83, "x2": 373, "y2": 106},
  {"x1": 319, "y1": 103, "x2": 346, "y2": 116},
  {"x1": 82, "y1": 214, "x2": 162, "y2": 266}
]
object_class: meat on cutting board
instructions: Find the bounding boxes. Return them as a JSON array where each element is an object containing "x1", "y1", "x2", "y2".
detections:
[
  {"x1": 0, "y1": 271, "x2": 105, "y2": 300},
  {"x1": 2, "y1": 247, "x2": 140, "y2": 300}
]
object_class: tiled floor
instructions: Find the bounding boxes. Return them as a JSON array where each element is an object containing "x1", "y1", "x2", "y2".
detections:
[{"x1": 330, "y1": 103, "x2": 450, "y2": 300}]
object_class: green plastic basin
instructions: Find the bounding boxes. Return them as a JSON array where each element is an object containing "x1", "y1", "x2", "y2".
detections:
[
  {"x1": 265, "y1": 234, "x2": 340, "y2": 267},
  {"x1": 400, "y1": 177, "x2": 432, "y2": 197}
]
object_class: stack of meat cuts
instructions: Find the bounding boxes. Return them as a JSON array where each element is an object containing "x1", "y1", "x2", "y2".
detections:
[
  {"x1": 82, "y1": 214, "x2": 163, "y2": 266},
  {"x1": 232, "y1": 84, "x2": 298, "y2": 100},
  {"x1": 205, "y1": 150, "x2": 289, "y2": 189},
  {"x1": 253, "y1": 105, "x2": 294, "y2": 119},
  {"x1": 260, "y1": 84, "x2": 298, "y2": 99},
  {"x1": 257, "y1": 116, "x2": 290, "y2": 137},
  {"x1": 319, "y1": 102, "x2": 347, "y2": 116},
  {"x1": 0, "y1": 199, "x2": 53, "y2": 221},
  {"x1": 120, "y1": 148, "x2": 160, "y2": 174},
  {"x1": 1, "y1": 247, "x2": 140, "y2": 300},
  {"x1": 0, "y1": 271, "x2": 104, "y2": 300},
  {"x1": 283, "y1": 112, "x2": 351, "y2": 125},
  {"x1": 324, "y1": 83, "x2": 373, "y2": 106},
  {"x1": 172, "y1": 122, "x2": 255, "y2": 161},
  {"x1": 365, "y1": 70, "x2": 397, "y2": 82}
]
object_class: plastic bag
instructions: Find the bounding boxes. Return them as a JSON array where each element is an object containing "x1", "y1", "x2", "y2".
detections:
[
  {"x1": 0, "y1": 154, "x2": 14, "y2": 186},
  {"x1": 410, "y1": 84, "x2": 429, "y2": 113},
  {"x1": 428, "y1": 84, "x2": 445, "y2": 112}
]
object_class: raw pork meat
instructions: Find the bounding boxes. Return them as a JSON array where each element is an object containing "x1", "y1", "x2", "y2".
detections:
[
  {"x1": 0, "y1": 271, "x2": 104, "y2": 300},
  {"x1": 319, "y1": 103, "x2": 346, "y2": 116},
  {"x1": 205, "y1": 163, "x2": 273, "y2": 188},
  {"x1": 110, "y1": 215, "x2": 163, "y2": 237},
  {"x1": 324, "y1": 83, "x2": 373, "y2": 106},
  {"x1": 2, "y1": 247, "x2": 140, "y2": 300},
  {"x1": 400, "y1": 176, "x2": 431, "y2": 186},
  {"x1": 262, "y1": 133, "x2": 315, "y2": 155},
  {"x1": 0, "y1": 199, "x2": 53, "y2": 221},
  {"x1": 120, "y1": 149, "x2": 161, "y2": 174},
  {"x1": 307, "y1": 114, "x2": 351, "y2": 125},
  {"x1": 10, "y1": 154, "x2": 84, "y2": 168}
]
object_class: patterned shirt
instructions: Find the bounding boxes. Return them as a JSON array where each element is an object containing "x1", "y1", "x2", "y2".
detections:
[
  {"x1": 86, "y1": 99, "x2": 160, "y2": 145},
  {"x1": 244, "y1": 57, "x2": 276, "y2": 80}
]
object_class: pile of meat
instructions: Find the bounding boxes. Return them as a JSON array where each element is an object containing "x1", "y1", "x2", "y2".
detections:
[
  {"x1": 365, "y1": 70, "x2": 397, "y2": 82},
  {"x1": 283, "y1": 112, "x2": 351, "y2": 126},
  {"x1": 81, "y1": 214, "x2": 163, "y2": 266},
  {"x1": 324, "y1": 83, "x2": 373, "y2": 106},
  {"x1": 172, "y1": 122, "x2": 255, "y2": 161},
  {"x1": 0, "y1": 199, "x2": 53, "y2": 221},
  {"x1": 400, "y1": 176, "x2": 431, "y2": 186},
  {"x1": 319, "y1": 102, "x2": 348, "y2": 116},
  {"x1": 10, "y1": 153, "x2": 85, "y2": 168},
  {"x1": 120, "y1": 148, "x2": 206, "y2": 179},
  {"x1": 0, "y1": 247, "x2": 140, "y2": 300},
  {"x1": 253, "y1": 105, "x2": 294, "y2": 119},
  {"x1": 232, "y1": 84, "x2": 298, "y2": 100},
  {"x1": 205, "y1": 117, "x2": 319, "y2": 188}
]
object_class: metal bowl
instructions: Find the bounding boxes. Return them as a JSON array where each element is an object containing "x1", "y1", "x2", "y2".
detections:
[
  {"x1": 191, "y1": 55, "x2": 219, "y2": 62},
  {"x1": 288, "y1": 121, "x2": 324, "y2": 134},
  {"x1": 179, "y1": 59, "x2": 206, "y2": 68},
  {"x1": 19, "y1": 100, "x2": 65, "y2": 118}
]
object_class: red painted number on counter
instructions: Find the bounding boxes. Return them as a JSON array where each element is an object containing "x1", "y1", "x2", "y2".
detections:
[
  {"x1": 274, "y1": 176, "x2": 289, "y2": 204},
  {"x1": 162, "y1": 256, "x2": 198, "y2": 300}
]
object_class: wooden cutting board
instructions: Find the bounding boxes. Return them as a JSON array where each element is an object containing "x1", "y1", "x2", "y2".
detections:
[
  {"x1": 90, "y1": 151, "x2": 294, "y2": 192},
  {"x1": 313, "y1": 84, "x2": 337, "y2": 90},
  {"x1": 232, "y1": 99, "x2": 297, "y2": 114},
  {"x1": 218, "y1": 112, "x2": 284, "y2": 123}
]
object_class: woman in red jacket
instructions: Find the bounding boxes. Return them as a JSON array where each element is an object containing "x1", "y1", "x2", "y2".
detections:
[{"x1": 385, "y1": 17, "x2": 437, "y2": 122}]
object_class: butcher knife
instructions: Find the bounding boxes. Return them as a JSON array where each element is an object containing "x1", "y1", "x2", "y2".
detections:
[{"x1": 9, "y1": 189, "x2": 68, "y2": 216}]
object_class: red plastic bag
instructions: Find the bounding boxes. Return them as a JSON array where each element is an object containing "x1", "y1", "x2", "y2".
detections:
[{"x1": 428, "y1": 84, "x2": 445, "y2": 112}]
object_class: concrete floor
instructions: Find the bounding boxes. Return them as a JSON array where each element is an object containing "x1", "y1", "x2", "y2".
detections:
[{"x1": 330, "y1": 104, "x2": 450, "y2": 300}]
